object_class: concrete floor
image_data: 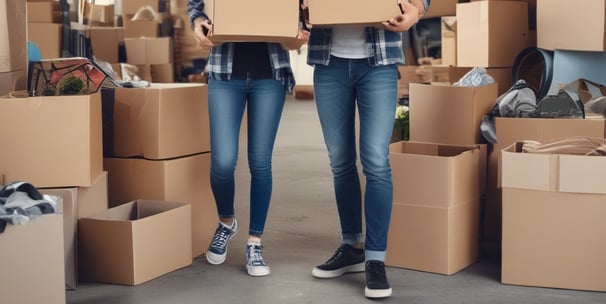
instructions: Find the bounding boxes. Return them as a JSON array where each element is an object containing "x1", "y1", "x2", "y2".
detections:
[{"x1": 67, "y1": 96, "x2": 606, "y2": 304}]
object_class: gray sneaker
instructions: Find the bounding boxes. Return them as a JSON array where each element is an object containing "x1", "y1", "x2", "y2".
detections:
[
  {"x1": 206, "y1": 219, "x2": 238, "y2": 265},
  {"x1": 246, "y1": 243, "x2": 270, "y2": 277}
]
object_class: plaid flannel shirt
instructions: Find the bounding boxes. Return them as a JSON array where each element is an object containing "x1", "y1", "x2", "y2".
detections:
[{"x1": 307, "y1": 0, "x2": 431, "y2": 67}]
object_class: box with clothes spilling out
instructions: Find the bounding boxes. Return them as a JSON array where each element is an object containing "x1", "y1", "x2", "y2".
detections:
[
  {"x1": 500, "y1": 138, "x2": 606, "y2": 292},
  {"x1": 0, "y1": 182, "x2": 66, "y2": 304}
]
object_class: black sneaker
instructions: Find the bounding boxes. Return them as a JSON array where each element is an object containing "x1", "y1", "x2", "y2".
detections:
[
  {"x1": 365, "y1": 260, "x2": 392, "y2": 298},
  {"x1": 312, "y1": 244, "x2": 365, "y2": 278}
]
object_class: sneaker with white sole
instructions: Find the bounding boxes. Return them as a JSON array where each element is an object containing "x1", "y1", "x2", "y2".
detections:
[
  {"x1": 312, "y1": 244, "x2": 365, "y2": 278},
  {"x1": 365, "y1": 260, "x2": 392, "y2": 299},
  {"x1": 206, "y1": 219, "x2": 238, "y2": 265},
  {"x1": 246, "y1": 243, "x2": 270, "y2": 277}
]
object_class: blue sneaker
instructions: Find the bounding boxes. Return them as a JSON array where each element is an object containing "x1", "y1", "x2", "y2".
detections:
[
  {"x1": 246, "y1": 243, "x2": 270, "y2": 277},
  {"x1": 206, "y1": 219, "x2": 238, "y2": 265}
]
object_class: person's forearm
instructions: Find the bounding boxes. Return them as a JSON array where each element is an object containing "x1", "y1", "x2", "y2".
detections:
[{"x1": 187, "y1": 0, "x2": 209, "y2": 29}]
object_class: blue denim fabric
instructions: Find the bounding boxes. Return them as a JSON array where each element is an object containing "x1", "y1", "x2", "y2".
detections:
[
  {"x1": 208, "y1": 78, "x2": 286, "y2": 236},
  {"x1": 313, "y1": 56, "x2": 397, "y2": 252}
]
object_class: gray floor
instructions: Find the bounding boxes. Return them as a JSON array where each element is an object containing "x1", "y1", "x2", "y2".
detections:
[{"x1": 67, "y1": 96, "x2": 606, "y2": 304}]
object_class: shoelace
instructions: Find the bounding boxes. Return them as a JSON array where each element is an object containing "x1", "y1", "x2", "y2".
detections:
[
  {"x1": 367, "y1": 262, "x2": 386, "y2": 281},
  {"x1": 210, "y1": 226, "x2": 232, "y2": 248},
  {"x1": 326, "y1": 247, "x2": 344, "y2": 264},
  {"x1": 247, "y1": 245, "x2": 266, "y2": 266}
]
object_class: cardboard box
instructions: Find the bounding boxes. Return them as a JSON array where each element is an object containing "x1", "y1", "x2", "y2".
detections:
[
  {"x1": 103, "y1": 153, "x2": 217, "y2": 258},
  {"x1": 397, "y1": 65, "x2": 471, "y2": 97},
  {"x1": 151, "y1": 63, "x2": 175, "y2": 83},
  {"x1": 112, "y1": 83, "x2": 209, "y2": 159},
  {"x1": 0, "y1": 69, "x2": 27, "y2": 96},
  {"x1": 483, "y1": 117, "x2": 606, "y2": 242},
  {"x1": 124, "y1": 37, "x2": 172, "y2": 65},
  {"x1": 423, "y1": 0, "x2": 457, "y2": 19},
  {"x1": 0, "y1": 214, "x2": 66, "y2": 304},
  {"x1": 85, "y1": 3, "x2": 115, "y2": 26},
  {"x1": 441, "y1": 16, "x2": 457, "y2": 66},
  {"x1": 308, "y1": 0, "x2": 400, "y2": 26},
  {"x1": 89, "y1": 27, "x2": 124, "y2": 64},
  {"x1": 408, "y1": 82, "x2": 498, "y2": 145},
  {"x1": 27, "y1": 1, "x2": 62, "y2": 23},
  {"x1": 0, "y1": 93, "x2": 104, "y2": 187},
  {"x1": 386, "y1": 141, "x2": 481, "y2": 275},
  {"x1": 40, "y1": 171, "x2": 109, "y2": 290},
  {"x1": 0, "y1": 0, "x2": 27, "y2": 72},
  {"x1": 28, "y1": 22, "x2": 62, "y2": 59},
  {"x1": 79, "y1": 200, "x2": 192, "y2": 285},
  {"x1": 206, "y1": 0, "x2": 299, "y2": 43},
  {"x1": 123, "y1": 14, "x2": 159, "y2": 38},
  {"x1": 537, "y1": 0, "x2": 605, "y2": 51},
  {"x1": 500, "y1": 142, "x2": 606, "y2": 291},
  {"x1": 456, "y1": 1, "x2": 529, "y2": 68}
]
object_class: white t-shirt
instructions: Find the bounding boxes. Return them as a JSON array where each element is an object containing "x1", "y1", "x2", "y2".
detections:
[{"x1": 330, "y1": 26, "x2": 370, "y2": 59}]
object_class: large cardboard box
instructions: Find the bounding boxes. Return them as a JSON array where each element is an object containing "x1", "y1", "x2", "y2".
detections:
[
  {"x1": 409, "y1": 82, "x2": 498, "y2": 146},
  {"x1": 308, "y1": 0, "x2": 401, "y2": 26},
  {"x1": 500, "y1": 142, "x2": 606, "y2": 292},
  {"x1": 89, "y1": 27, "x2": 124, "y2": 64},
  {"x1": 112, "y1": 83, "x2": 209, "y2": 159},
  {"x1": 124, "y1": 37, "x2": 172, "y2": 65},
  {"x1": 483, "y1": 117, "x2": 606, "y2": 242},
  {"x1": 103, "y1": 153, "x2": 217, "y2": 258},
  {"x1": 27, "y1": 1, "x2": 62, "y2": 23},
  {"x1": 456, "y1": 1, "x2": 529, "y2": 68},
  {"x1": 205, "y1": 0, "x2": 299, "y2": 43},
  {"x1": 0, "y1": 93, "x2": 104, "y2": 187},
  {"x1": 0, "y1": 0, "x2": 27, "y2": 72},
  {"x1": 386, "y1": 141, "x2": 482, "y2": 275},
  {"x1": 150, "y1": 63, "x2": 175, "y2": 83},
  {"x1": 41, "y1": 171, "x2": 109, "y2": 290},
  {"x1": 84, "y1": 3, "x2": 115, "y2": 26},
  {"x1": 423, "y1": 0, "x2": 457, "y2": 19},
  {"x1": 27, "y1": 22, "x2": 62, "y2": 59},
  {"x1": 537, "y1": 0, "x2": 605, "y2": 51},
  {"x1": 0, "y1": 214, "x2": 66, "y2": 304},
  {"x1": 79, "y1": 200, "x2": 192, "y2": 285}
]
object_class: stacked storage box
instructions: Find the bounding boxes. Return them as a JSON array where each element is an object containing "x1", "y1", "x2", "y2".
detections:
[{"x1": 101, "y1": 83, "x2": 216, "y2": 261}]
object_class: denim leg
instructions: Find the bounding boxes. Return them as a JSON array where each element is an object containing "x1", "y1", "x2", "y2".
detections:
[
  {"x1": 313, "y1": 57, "x2": 364, "y2": 244},
  {"x1": 208, "y1": 79, "x2": 247, "y2": 219},
  {"x1": 355, "y1": 63, "x2": 397, "y2": 253},
  {"x1": 246, "y1": 79, "x2": 286, "y2": 236}
]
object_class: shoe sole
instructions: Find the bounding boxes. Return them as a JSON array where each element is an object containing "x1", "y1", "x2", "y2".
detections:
[
  {"x1": 365, "y1": 287, "x2": 392, "y2": 299},
  {"x1": 247, "y1": 265, "x2": 271, "y2": 277},
  {"x1": 311, "y1": 262, "x2": 365, "y2": 278},
  {"x1": 206, "y1": 250, "x2": 227, "y2": 265}
]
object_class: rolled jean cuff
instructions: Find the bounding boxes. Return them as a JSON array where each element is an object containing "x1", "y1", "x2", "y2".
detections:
[
  {"x1": 342, "y1": 233, "x2": 364, "y2": 245},
  {"x1": 365, "y1": 250, "x2": 386, "y2": 262}
]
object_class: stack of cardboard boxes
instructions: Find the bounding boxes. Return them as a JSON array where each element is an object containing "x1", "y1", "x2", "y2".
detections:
[{"x1": 496, "y1": 0, "x2": 606, "y2": 292}]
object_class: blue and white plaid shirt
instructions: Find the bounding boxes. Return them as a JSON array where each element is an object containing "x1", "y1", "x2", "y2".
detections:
[
  {"x1": 307, "y1": 0, "x2": 430, "y2": 67},
  {"x1": 187, "y1": 0, "x2": 296, "y2": 92}
]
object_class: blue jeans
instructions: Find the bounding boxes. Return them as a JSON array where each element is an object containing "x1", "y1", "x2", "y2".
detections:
[
  {"x1": 313, "y1": 56, "x2": 396, "y2": 258},
  {"x1": 208, "y1": 78, "x2": 286, "y2": 236}
]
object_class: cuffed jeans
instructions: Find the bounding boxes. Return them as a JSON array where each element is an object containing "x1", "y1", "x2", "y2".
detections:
[
  {"x1": 208, "y1": 78, "x2": 286, "y2": 236},
  {"x1": 313, "y1": 56, "x2": 396, "y2": 259}
]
